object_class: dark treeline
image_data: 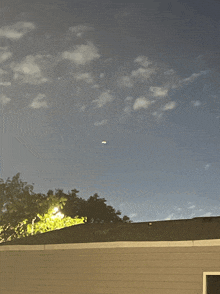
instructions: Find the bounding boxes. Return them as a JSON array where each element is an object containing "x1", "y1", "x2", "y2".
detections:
[{"x1": 0, "y1": 173, "x2": 132, "y2": 242}]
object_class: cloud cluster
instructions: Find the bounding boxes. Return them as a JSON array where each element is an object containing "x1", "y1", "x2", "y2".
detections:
[
  {"x1": 29, "y1": 94, "x2": 48, "y2": 109},
  {"x1": 92, "y1": 90, "x2": 114, "y2": 108},
  {"x1": 133, "y1": 97, "x2": 152, "y2": 110},
  {"x1": 10, "y1": 55, "x2": 49, "y2": 85},
  {"x1": 0, "y1": 20, "x2": 211, "y2": 125},
  {"x1": 94, "y1": 119, "x2": 108, "y2": 126},
  {"x1": 62, "y1": 42, "x2": 100, "y2": 65},
  {"x1": 74, "y1": 72, "x2": 94, "y2": 84},
  {"x1": 68, "y1": 25, "x2": 94, "y2": 38},
  {"x1": 0, "y1": 21, "x2": 36, "y2": 40}
]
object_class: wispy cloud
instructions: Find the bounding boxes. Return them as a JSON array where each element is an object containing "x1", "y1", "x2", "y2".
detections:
[
  {"x1": 131, "y1": 67, "x2": 155, "y2": 80},
  {"x1": 164, "y1": 69, "x2": 175, "y2": 75},
  {"x1": 0, "y1": 80, "x2": 11, "y2": 86},
  {"x1": 133, "y1": 97, "x2": 152, "y2": 110},
  {"x1": 0, "y1": 94, "x2": 11, "y2": 105},
  {"x1": 10, "y1": 55, "x2": 49, "y2": 85},
  {"x1": 92, "y1": 90, "x2": 114, "y2": 108},
  {"x1": 162, "y1": 101, "x2": 177, "y2": 111},
  {"x1": 29, "y1": 93, "x2": 48, "y2": 109},
  {"x1": 123, "y1": 105, "x2": 132, "y2": 114},
  {"x1": 205, "y1": 164, "x2": 210, "y2": 170},
  {"x1": 149, "y1": 86, "x2": 169, "y2": 98},
  {"x1": 68, "y1": 25, "x2": 94, "y2": 38},
  {"x1": 0, "y1": 47, "x2": 12, "y2": 63},
  {"x1": 125, "y1": 96, "x2": 133, "y2": 102},
  {"x1": 191, "y1": 100, "x2": 201, "y2": 107},
  {"x1": 117, "y1": 76, "x2": 133, "y2": 88},
  {"x1": 0, "y1": 22, "x2": 36, "y2": 40},
  {"x1": 74, "y1": 72, "x2": 94, "y2": 84},
  {"x1": 177, "y1": 70, "x2": 210, "y2": 87},
  {"x1": 94, "y1": 119, "x2": 108, "y2": 126},
  {"x1": 61, "y1": 42, "x2": 100, "y2": 65},
  {"x1": 134, "y1": 56, "x2": 152, "y2": 67}
]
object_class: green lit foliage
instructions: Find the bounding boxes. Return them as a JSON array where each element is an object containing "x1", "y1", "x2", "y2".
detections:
[
  {"x1": 0, "y1": 206, "x2": 86, "y2": 243},
  {"x1": 0, "y1": 173, "x2": 86, "y2": 243},
  {"x1": 0, "y1": 173, "x2": 132, "y2": 243}
]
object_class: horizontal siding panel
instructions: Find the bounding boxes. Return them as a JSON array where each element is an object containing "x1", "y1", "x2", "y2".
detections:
[
  {"x1": 0, "y1": 286, "x2": 203, "y2": 294},
  {"x1": 3, "y1": 246, "x2": 220, "y2": 257},
  {"x1": 12, "y1": 272, "x2": 202, "y2": 282},
  {"x1": 13, "y1": 279, "x2": 201, "y2": 290},
  {"x1": 4, "y1": 245, "x2": 220, "y2": 254},
  {"x1": 10, "y1": 252, "x2": 220, "y2": 261},
  {"x1": 2, "y1": 245, "x2": 220, "y2": 294},
  {"x1": 1, "y1": 266, "x2": 206, "y2": 275},
  {"x1": 12, "y1": 258, "x2": 220, "y2": 268}
]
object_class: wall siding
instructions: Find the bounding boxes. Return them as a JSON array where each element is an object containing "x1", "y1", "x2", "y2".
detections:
[{"x1": 1, "y1": 241, "x2": 220, "y2": 294}]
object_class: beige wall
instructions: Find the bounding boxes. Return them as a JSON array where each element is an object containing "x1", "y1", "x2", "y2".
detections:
[{"x1": 1, "y1": 240, "x2": 220, "y2": 294}]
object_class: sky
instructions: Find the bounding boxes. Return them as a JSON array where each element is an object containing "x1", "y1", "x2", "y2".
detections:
[{"x1": 0, "y1": 0, "x2": 220, "y2": 223}]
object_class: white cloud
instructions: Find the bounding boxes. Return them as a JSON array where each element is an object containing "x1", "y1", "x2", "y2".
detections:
[
  {"x1": 118, "y1": 76, "x2": 133, "y2": 88},
  {"x1": 10, "y1": 55, "x2": 49, "y2": 85},
  {"x1": 131, "y1": 67, "x2": 155, "y2": 80},
  {"x1": 134, "y1": 56, "x2": 152, "y2": 67},
  {"x1": 0, "y1": 94, "x2": 11, "y2": 105},
  {"x1": 133, "y1": 97, "x2": 152, "y2": 110},
  {"x1": 0, "y1": 82, "x2": 11, "y2": 86},
  {"x1": 74, "y1": 72, "x2": 94, "y2": 84},
  {"x1": 152, "y1": 111, "x2": 163, "y2": 121},
  {"x1": 164, "y1": 69, "x2": 175, "y2": 75},
  {"x1": 94, "y1": 119, "x2": 108, "y2": 126},
  {"x1": 92, "y1": 90, "x2": 114, "y2": 108},
  {"x1": 191, "y1": 100, "x2": 201, "y2": 107},
  {"x1": 205, "y1": 164, "x2": 210, "y2": 170},
  {"x1": 162, "y1": 101, "x2": 176, "y2": 111},
  {"x1": 62, "y1": 42, "x2": 100, "y2": 65},
  {"x1": 180, "y1": 70, "x2": 209, "y2": 85},
  {"x1": 100, "y1": 73, "x2": 105, "y2": 78},
  {"x1": 0, "y1": 22, "x2": 36, "y2": 40},
  {"x1": 68, "y1": 25, "x2": 94, "y2": 37},
  {"x1": 129, "y1": 213, "x2": 137, "y2": 218},
  {"x1": 80, "y1": 105, "x2": 86, "y2": 112},
  {"x1": 149, "y1": 86, "x2": 168, "y2": 98},
  {"x1": 188, "y1": 205, "x2": 196, "y2": 209},
  {"x1": 29, "y1": 93, "x2": 48, "y2": 109},
  {"x1": 0, "y1": 50, "x2": 12, "y2": 63}
]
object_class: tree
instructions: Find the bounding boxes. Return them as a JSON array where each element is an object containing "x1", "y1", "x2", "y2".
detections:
[
  {"x1": 60, "y1": 192, "x2": 132, "y2": 224},
  {"x1": 5, "y1": 206, "x2": 86, "y2": 242},
  {"x1": 0, "y1": 173, "x2": 132, "y2": 243},
  {"x1": 0, "y1": 173, "x2": 73, "y2": 243}
]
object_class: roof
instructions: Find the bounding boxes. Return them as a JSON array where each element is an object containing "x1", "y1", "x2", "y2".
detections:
[{"x1": 1, "y1": 216, "x2": 220, "y2": 246}]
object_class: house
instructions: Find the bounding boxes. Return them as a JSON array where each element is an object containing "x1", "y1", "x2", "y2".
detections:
[{"x1": 1, "y1": 216, "x2": 220, "y2": 293}]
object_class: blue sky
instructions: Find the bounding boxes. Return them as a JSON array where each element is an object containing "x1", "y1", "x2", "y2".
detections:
[{"x1": 0, "y1": 0, "x2": 220, "y2": 223}]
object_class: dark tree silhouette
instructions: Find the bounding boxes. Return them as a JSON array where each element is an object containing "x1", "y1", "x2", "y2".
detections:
[
  {"x1": 60, "y1": 191, "x2": 132, "y2": 224},
  {"x1": 0, "y1": 173, "x2": 133, "y2": 243}
]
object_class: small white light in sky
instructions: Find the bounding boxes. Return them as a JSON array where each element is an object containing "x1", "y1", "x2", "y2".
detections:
[{"x1": 102, "y1": 141, "x2": 106, "y2": 144}]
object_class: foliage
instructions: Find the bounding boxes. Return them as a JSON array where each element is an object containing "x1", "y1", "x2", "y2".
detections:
[
  {"x1": 60, "y1": 191, "x2": 132, "y2": 224},
  {"x1": 0, "y1": 206, "x2": 86, "y2": 243},
  {"x1": 0, "y1": 173, "x2": 83, "y2": 243},
  {"x1": 0, "y1": 172, "x2": 132, "y2": 243}
]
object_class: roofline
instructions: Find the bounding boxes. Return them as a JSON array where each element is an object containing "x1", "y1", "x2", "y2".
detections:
[{"x1": 1, "y1": 239, "x2": 220, "y2": 251}]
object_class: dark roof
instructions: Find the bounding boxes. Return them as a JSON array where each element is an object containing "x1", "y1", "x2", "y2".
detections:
[{"x1": 1, "y1": 216, "x2": 220, "y2": 246}]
